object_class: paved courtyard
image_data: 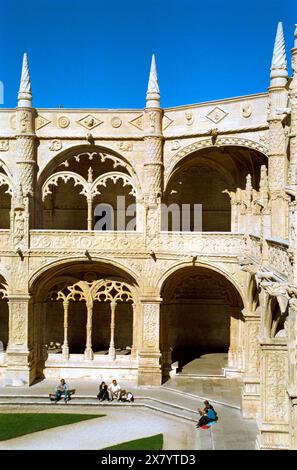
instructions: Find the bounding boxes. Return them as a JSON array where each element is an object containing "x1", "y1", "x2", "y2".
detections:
[{"x1": 0, "y1": 375, "x2": 257, "y2": 450}]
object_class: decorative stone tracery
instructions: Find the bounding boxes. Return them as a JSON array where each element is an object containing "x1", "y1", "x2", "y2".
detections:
[{"x1": 47, "y1": 279, "x2": 136, "y2": 361}]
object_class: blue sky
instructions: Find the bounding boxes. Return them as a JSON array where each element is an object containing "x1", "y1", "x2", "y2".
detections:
[{"x1": 0, "y1": 0, "x2": 296, "y2": 109}]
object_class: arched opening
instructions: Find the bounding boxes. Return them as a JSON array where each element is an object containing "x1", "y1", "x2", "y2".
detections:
[
  {"x1": 160, "y1": 266, "x2": 244, "y2": 379},
  {"x1": 43, "y1": 180, "x2": 87, "y2": 230},
  {"x1": 30, "y1": 261, "x2": 139, "y2": 379},
  {"x1": 163, "y1": 145, "x2": 267, "y2": 232},
  {"x1": 0, "y1": 168, "x2": 12, "y2": 229},
  {"x1": 38, "y1": 147, "x2": 138, "y2": 231}
]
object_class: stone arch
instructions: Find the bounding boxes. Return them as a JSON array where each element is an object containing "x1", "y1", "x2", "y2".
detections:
[
  {"x1": 37, "y1": 144, "x2": 140, "y2": 192},
  {"x1": 0, "y1": 159, "x2": 15, "y2": 184},
  {"x1": 158, "y1": 260, "x2": 245, "y2": 379},
  {"x1": 157, "y1": 259, "x2": 246, "y2": 305},
  {"x1": 29, "y1": 258, "x2": 141, "y2": 378},
  {"x1": 0, "y1": 164, "x2": 13, "y2": 229},
  {"x1": 163, "y1": 140, "x2": 268, "y2": 232},
  {"x1": 29, "y1": 256, "x2": 141, "y2": 295},
  {"x1": 165, "y1": 137, "x2": 269, "y2": 186},
  {"x1": 37, "y1": 145, "x2": 141, "y2": 230}
]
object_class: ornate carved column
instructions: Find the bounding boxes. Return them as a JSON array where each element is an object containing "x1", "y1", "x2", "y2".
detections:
[
  {"x1": 286, "y1": 35, "x2": 297, "y2": 444},
  {"x1": 143, "y1": 55, "x2": 163, "y2": 244},
  {"x1": 16, "y1": 54, "x2": 37, "y2": 229},
  {"x1": 226, "y1": 307, "x2": 243, "y2": 376},
  {"x1": 227, "y1": 307, "x2": 238, "y2": 369},
  {"x1": 108, "y1": 301, "x2": 116, "y2": 360},
  {"x1": 160, "y1": 302, "x2": 172, "y2": 380},
  {"x1": 136, "y1": 199, "x2": 145, "y2": 233},
  {"x1": 34, "y1": 300, "x2": 47, "y2": 379},
  {"x1": 131, "y1": 303, "x2": 140, "y2": 359},
  {"x1": 288, "y1": 26, "x2": 297, "y2": 186},
  {"x1": 287, "y1": 295, "x2": 297, "y2": 449},
  {"x1": 5, "y1": 295, "x2": 34, "y2": 385},
  {"x1": 222, "y1": 189, "x2": 241, "y2": 233},
  {"x1": 267, "y1": 117, "x2": 289, "y2": 239},
  {"x1": 62, "y1": 300, "x2": 69, "y2": 359},
  {"x1": 256, "y1": 281, "x2": 290, "y2": 449},
  {"x1": 84, "y1": 301, "x2": 93, "y2": 360},
  {"x1": 267, "y1": 23, "x2": 289, "y2": 239},
  {"x1": 241, "y1": 308, "x2": 261, "y2": 418},
  {"x1": 138, "y1": 297, "x2": 162, "y2": 386},
  {"x1": 257, "y1": 338, "x2": 289, "y2": 449},
  {"x1": 87, "y1": 196, "x2": 93, "y2": 231}
]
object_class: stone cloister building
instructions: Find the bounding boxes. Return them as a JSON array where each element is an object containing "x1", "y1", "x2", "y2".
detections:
[{"x1": 0, "y1": 21, "x2": 297, "y2": 449}]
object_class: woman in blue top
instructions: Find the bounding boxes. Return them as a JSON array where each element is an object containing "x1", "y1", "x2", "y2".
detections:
[{"x1": 196, "y1": 400, "x2": 217, "y2": 428}]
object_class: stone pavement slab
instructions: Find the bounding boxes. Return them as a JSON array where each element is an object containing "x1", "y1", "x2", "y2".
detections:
[{"x1": 0, "y1": 406, "x2": 197, "y2": 450}]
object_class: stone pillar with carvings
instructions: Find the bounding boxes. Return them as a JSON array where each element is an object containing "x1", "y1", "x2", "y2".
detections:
[
  {"x1": 84, "y1": 300, "x2": 94, "y2": 360},
  {"x1": 16, "y1": 53, "x2": 37, "y2": 228},
  {"x1": 5, "y1": 295, "x2": 34, "y2": 385},
  {"x1": 288, "y1": 200, "x2": 297, "y2": 285},
  {"x1": 267, "y1": 23, "x2": 289, "y2": 239},
  {"x1": 62, "y1": 300, "x2": 70, "y2": 359},
  {"x1": 226, "y1": 306, "x2": 244, "y2": 375},
  {"x1": 222, "y1": 188, "x2": 241, "y2": 233},
  {"x1": 286, "y1": 296, "x2": 297, "y2": 449},
  {"x1": 10, "y1": 183, "x2": 29, "y2": 251},
  {"x1": 108, "y1": 301, "x2": 116, "y2": 360},
  {"x1": 243, "y1": 174, "x2": 253, "y2": 234},
  {"x1": 257, "y1": 338, "x2": 289, "y2": 449},
  {"x1": 160, "y1": 302, "x2": 173, "y2": 380},
  {"x1": 131, "y1": 303, "x2": 139, "y2": 358},
  {"x1": 241, "y1": 307, "x2": 261, "y2": 418},
  {"x1": 288, "y1": 25, "x2": 297, "y2": 186},
  {"x1": 138, "y1": 295, "x2": 162, "y2": 386},
  {"x1": 256, "y1": 282, "x2": 290, "y2": 449},
  {"x1": 143, "y1": 55, "x2": 163, "y2": 244}
]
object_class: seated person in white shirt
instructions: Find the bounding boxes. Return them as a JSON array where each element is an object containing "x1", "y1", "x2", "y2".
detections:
[{"x1": 108, "y1": 379, "x2": 121, "y2": 401}]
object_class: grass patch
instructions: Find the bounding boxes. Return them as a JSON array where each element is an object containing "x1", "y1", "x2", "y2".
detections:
[
  {"x1": 104, "y1": 434, "x2": 163, "y2": 450},
  {"x1": 0, "y1": 413, "x2": 104, "y2": 441}
]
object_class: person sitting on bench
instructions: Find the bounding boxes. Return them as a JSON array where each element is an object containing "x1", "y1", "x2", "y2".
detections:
[
  {"x1": 54, "y1": 378, "x2": 69, "y2": 403},
  {"x1": 108, "y1": 379, "x2": 122, "y2": 401},
  {"x1": 196, "y1": 400, "x2": 218, "y2": 428},
  {"x1": 97, "y1": 381, "x2": 110, "y2": 401}
]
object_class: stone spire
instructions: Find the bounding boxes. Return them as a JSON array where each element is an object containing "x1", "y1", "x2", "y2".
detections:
[
  {"x1": 18, "y1": 53, "x2": 32, "y2": 107},
  {"x1": 291, "y1": 24, "x2": 297, "y2": 81},
  {"x1": 270, "y1": 22, "x2": 288, "y2": 87},
  {"x1": 146, "y1": 54, "x2": 160, "y2": 108}
]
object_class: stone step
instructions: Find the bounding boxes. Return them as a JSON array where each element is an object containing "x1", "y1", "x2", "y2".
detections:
[
  {"x1": 161, "y1": 385, "x2": 241, "y2": 410},
  {"x1": 0, "y1": 395, "x2": 197, "y2": 423},
  {"x1": 176, "y1": 373, "x2": 226, "y2": 378}
]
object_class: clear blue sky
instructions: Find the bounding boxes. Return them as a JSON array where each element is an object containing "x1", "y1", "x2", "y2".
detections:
[{"x1": 0, "y1": 0, "x2": 296, "y2": 109}]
